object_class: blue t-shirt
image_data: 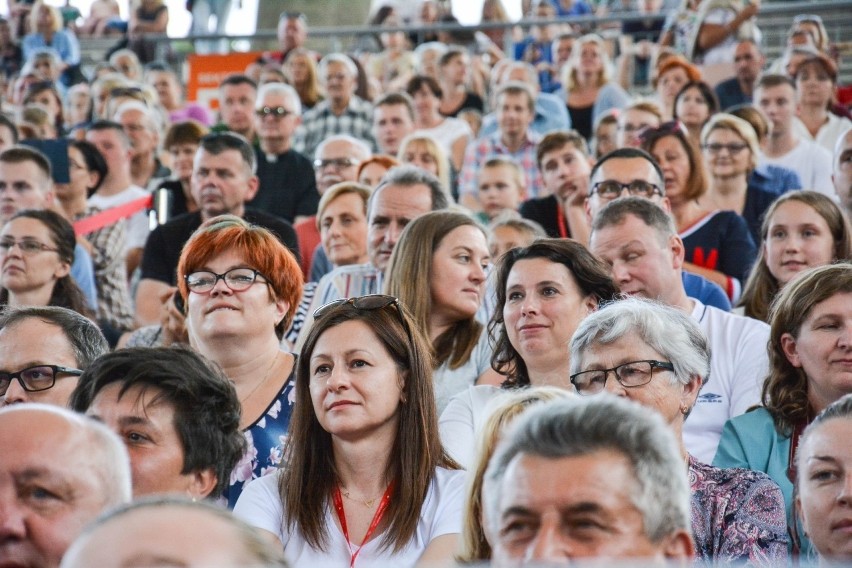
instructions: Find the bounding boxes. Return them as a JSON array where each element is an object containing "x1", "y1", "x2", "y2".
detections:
[{"x1": 683, "y1": 272, "x2": 731, "y2": 311}]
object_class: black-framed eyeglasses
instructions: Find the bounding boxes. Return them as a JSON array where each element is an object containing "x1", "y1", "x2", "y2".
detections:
[
  {"x1": 255, "y1": 106, "x2": 294, "y2": 119},
  {"x1": 0, "y1": 365, "x2": 83, "y2": 396},
  {"x1": 702, "y1": 142, "x2": 749, "y2": 155},
  {"x1": 0, "y1": 238, "x2": 59, "y2": 255},
  {"x1": 313, "y1": 294, "x2": 413, "y2": 345},
  {"x1": 184, "y1": 268, "x2": 268, "y2": 294},
  {"x1": 590, "y1": 180, "x2": 662, "y2": 200},
  {"x1": 570, "y1": 360, "x2": 675, "y2": 395},
  {"x1": 313, "y1": 158, "x2": 357, "y2": 171}
]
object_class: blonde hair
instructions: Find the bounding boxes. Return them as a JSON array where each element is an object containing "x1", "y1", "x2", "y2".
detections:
[
  {"x1": 701, "y1": 113, "x2": 760, "y2": 171},
  {"x1": 397, "y1": 133, "x2": 453, "y2": 202},
  {"x1": 480, "y1": 157, "x2": 526, "y2": 194},
  {"x1": 457, "y1": 387, "x2": 573, "y2": 562},
  {"x1": 30, "y1": 1, "x2": 62, "y2": 34},
  {"x1": 563, "y1": 34, "x2": 613, "y2": 91}
]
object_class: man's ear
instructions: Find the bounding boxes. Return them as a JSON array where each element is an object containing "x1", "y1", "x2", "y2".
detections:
[
  {"x1": 660, "y1": 529, "x2": 695, "y2": 564},
  {"x1": 243, "y1": 175, "x2": 260, "y2": 201},
  {"x1": 187, "y1": 468, "x2": 218, "y2": 500}
]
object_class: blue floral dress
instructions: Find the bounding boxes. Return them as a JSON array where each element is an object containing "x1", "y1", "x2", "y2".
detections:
[{"x1": 224, "y1": 360, "x2": 297, "y2": 508}]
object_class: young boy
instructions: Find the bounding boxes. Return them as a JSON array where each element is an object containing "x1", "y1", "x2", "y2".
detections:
[{"x1": 476, "y1": 157, "x2": 526, "y2": 223}]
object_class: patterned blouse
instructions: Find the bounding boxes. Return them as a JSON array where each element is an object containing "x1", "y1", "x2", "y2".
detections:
[
  {"x1": 224, "y1": 361, "x2": 297, "y2": 509},
  {"x1": 689, "y1": 455, "x2": 789, "y2": 565}
]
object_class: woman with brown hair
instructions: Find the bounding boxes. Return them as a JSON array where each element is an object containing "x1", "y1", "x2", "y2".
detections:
[
  {"x1": 385, "y1": 211, "x2": 500, "y2": 412},
  {"x1": 738, "y1": 191, "x2": 852, "y2": 322},
  {"x1": 792, "y1": 53, "x2": 852, "y2": 153},
  {"x1": 641, "y1": 120, "x2": 756, "y2": 301},
  {"x1": 234, "y1": 295, "x2": 464, "y2": 565},
  {"x1": 715, "y1": 263, "x2": 852, "y2": 556}
]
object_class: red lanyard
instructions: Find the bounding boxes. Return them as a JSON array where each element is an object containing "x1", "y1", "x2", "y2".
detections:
[
  {"x1": 555, "y1": 202, "x2": 568, "y2": 239},
  {"x1": 333, "y1": 482, "x2": 394, "y2": 568}
]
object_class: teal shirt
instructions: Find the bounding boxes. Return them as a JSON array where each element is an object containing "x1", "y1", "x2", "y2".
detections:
[{"x1": 713, "y1": 407, "x2": 813, "y2": 558}]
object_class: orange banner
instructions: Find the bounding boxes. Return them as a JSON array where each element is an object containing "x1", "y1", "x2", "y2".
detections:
[{"x1": 186, "y1": 52, "x2": 264, "y2": 109}]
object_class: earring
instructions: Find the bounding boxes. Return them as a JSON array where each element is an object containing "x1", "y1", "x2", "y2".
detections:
[{"x1": 680, "y1": 405, "x2": 690, "y2": 415}]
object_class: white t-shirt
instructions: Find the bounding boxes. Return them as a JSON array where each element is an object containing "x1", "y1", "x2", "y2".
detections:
[
  {"x1": 760, "y1": 140, "x2": 835, "y2": 197},
  {"x1": 433, "y1": 327, "x2": 495, "y2": 414},
  {"x1": 439, "y1": 385, "x2": 504, "y2": 470},
  {"x1": 87, "y1": 185, "x2": 150, "y2": 252},
  {"x1": 233, "y1": 467, "x2": 466, "y2": 567},
  {"x1": 685, "y1": 299, "x2": 769, "y2": 463},
  {"x1": 793, "y1": 113, "x2": 852, "y2": 154},
  {"x1": 416, "y1": 119, "x2": 472, "y2": 157}
]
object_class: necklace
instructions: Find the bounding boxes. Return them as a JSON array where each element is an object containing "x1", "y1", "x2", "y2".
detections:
[
  {"x1": 339, "y1": 486, "x2": 384, "y2": 508},
  {"x1": 238, "y1": 352, "x2": 279, "y2": 407}
]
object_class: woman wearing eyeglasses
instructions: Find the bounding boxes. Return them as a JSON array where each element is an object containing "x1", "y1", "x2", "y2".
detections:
[
  {"x1": 0, "y1": 209, "x2": 91, "y2": 317},
  {"x1": 570, "y1": 296, "x2": 788, "y2": 563},
  {"x1": 715, "y1": 263, "x2": 852, "y2": 556},
  {"x1": 700, "y1": 113, "x2": 778, "y2": 246},
  {"x1": 233, "y1": 295, "x2": 465, "y2": 566},
  {"x1": 177, "y1": 215, "x2": 303, "y2": 507},
  {"x1": 641, "y1": 120, "x2": 755, "y2": 303}
]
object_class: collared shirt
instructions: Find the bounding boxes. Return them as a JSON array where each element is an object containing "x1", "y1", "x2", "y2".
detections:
[
  {"x1": 293, "y1": 95, "x2": 376, "y2": 158},
  {"x1": 458, "y1": 131, "x2": 544, "y2": 199}
]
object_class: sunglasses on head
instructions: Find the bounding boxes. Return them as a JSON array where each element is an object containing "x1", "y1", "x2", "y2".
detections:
[{"x1": 313, "y1": 295, "x2": 413, "y2": 345}]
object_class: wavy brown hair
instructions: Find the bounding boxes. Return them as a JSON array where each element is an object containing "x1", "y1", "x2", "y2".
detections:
[
  {"x1": 489, "y1": 238, "x2": 619, "y2": 388},
  {"x1": 739, "y1": 192, "x2": 852, "y2": 322},
  {"x1": 763, "y1": 262, "x2": 852, "y2": 434},
  {"x1": 281, "y1": 299, "x2": 458, "y2": 552}
]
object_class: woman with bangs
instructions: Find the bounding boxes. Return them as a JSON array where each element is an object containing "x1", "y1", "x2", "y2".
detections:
[
  {"x1": 792, "y1": 53, "x2": 852, "y2": 153},
  {"x1": 177, "y1": 215, "x2": 304, "y2": 507},
  {"x1": 397, "y1": 133, "x2": 454, "y2": 202},
  {"x1": 700, "y1": 112, "x2": 779, "y2": 244},
  {"x1": 556, "y1": 34, "x2": 629, "y2": 141},
  {"x1": 640, "y1": 120, "x2": 756, "y2": 302},
  {"x1": 284, "y1": 48, "x2": 323, "y2": 111},
  {"x1": 738, "y1": 191, "x2": 852, "y2": 322}
]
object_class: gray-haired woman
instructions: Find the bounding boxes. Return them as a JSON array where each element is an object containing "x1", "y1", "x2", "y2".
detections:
[{"x1": 569, "y1": 296, "x2": 788, "y2": 564}]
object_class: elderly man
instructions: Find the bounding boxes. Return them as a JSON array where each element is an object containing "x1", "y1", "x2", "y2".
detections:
[
  {"x1": 0, "y1": 404, "x2": 132, "y2": 567},
  {"x1": 833, "y1": 127, "x2": 852, "y2": 218},
  {"x1": 459, "y1": 82, "x2": 544, "y2": 210},
  {"x1": 294, "y1": 53, "x2": 376, "y2": 158},
  {"x1": 61, "y1": 497, "x2": 288, "y2": 568},
  {"x1": 294, "y1": 165, "x2": 448, "y2": 347},
  {"x1": 372, "y1": 92, "x2": 415, "y2": 157},
  {"x1": 0, "y1": 306, "x2": 109, "y2": 407},
  {"x1": 715, "y1": 40, "x2": 766, "y2": 110},
  {"x1": 485, "y1": 395, "x2": 695, "y2": 566},
  {"x1": 295, "y1": 134, "x2": 372, "y2": 281},
  {"x1": 589, "y1": 197, "x2": 769, "y2": 462},
  {"x1": 115, "y1": 101, "x2": 170, "y2": 191},
  {"x1": 248, "y1": 82, "x2": 316, "y2": 224},
  {"x1": 135, "y1": 132, "x2": 298, "y2": 326}
]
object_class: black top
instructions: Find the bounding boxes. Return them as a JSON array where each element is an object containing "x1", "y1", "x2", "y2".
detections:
[
  {"x1": 154, "y1": 179, "x2": 191, "y2": 219},
  {"x1": 520, "y1": 195, "x2": 571, "y2": 239},
  {"x1": 441, "y1": 92, "x2": 485, "y2": 118},
  {"x1": 249, "y1": 148, "x2": 318, "y2": 224},
  {"x1": 140, "y1": 207, "x2": 300, "y2": 285},
  {"x1": 567, "y1": 103, "x2": 594, "y2": 141}
]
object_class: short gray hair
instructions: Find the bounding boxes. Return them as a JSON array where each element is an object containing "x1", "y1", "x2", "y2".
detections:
[
  {"x1": 318, "y1": 53, "x2": 358, "y2": 82},
  {"x1": 0, "y1": 404, "x2": 131, "y2": 506},
  {"x1": 0, "y1": 306, "x2": 109, "y2": 368},
  {"x1": 257, "y1": 82, "x2": 301, "y2": 116},
  {"x1": 570, "y1": 297, "x2": 711, "y2": 386},
  {"x1": 315, "y1": 134, "x2": 371, "y2": 161},
  {"x1": 591, "y1": 196, "x2": 676, "y2": 243},
  {"x1": 484, "y1": 395, "x2": 691, "y2": 543},
  {"x1": 61, "y1": 496, "x2": 289, "y2": 568},
  {"x1": 368, "y1": 164, "x2": 449, "y2": 218}
]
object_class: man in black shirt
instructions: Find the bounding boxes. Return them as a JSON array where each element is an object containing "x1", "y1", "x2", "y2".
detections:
[
  {"x1": 248, "y1": 82, "x2": 317, "y2": 224},
  {"x1": 135, "y1": 132, "x2": 298, "y2": 326}
]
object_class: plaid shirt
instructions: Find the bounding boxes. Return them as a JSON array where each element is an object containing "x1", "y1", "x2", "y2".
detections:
[
  {"x1": 458, "y1": 131, "x2": 544, "y2": 199},
  {"x1": 79, "y1": 207, "x2": 135, "y2": 332},
  {"x1": 293, "y1": 95, "x2": 377, "y2": 158}
]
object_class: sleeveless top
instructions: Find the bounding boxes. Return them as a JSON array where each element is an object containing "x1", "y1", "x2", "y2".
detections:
[{"x1": 224, "y1": 357, "x2": 297, "y2": 508}]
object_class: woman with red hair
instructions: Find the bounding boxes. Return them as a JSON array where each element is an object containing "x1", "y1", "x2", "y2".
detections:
[
  {"x1": 177, "y1": 215, "x2": 304, "y2": 507},
  {"x1": 653, "y1": 56, "x2": 701, "y2": 120}
]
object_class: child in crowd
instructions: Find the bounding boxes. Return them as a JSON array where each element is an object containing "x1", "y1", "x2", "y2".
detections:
[
  {"x1": 487, "y1": 213, "x2": 546, "y2": 260},
  {"x1": 476, "y1": 157, "x2": 526, "y2": 223}
]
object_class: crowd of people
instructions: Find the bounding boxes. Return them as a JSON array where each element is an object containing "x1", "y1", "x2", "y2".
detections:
[{"x1": 1, "y1": 0, "x2": 852, "y2": 566}]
